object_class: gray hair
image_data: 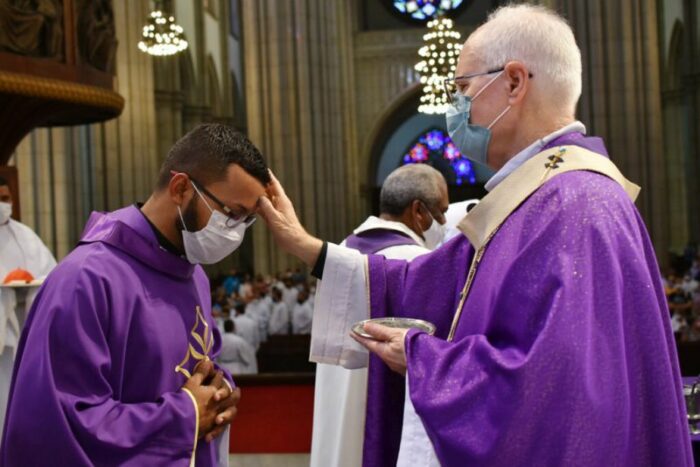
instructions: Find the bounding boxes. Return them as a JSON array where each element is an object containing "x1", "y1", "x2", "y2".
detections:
[
  {"x1": 467, "y1": 4, "x2": 582, "y2": 113},
  {"x1": 380, "y1": 164, "x2": 446, "y2": 216}
]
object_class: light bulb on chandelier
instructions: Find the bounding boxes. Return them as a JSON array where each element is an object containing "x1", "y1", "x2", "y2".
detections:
[
  {"x1": 138, "y1": 4, "x2": 188, "y2": 57},
  {"x1": 415, "y1": 16, "x2": 462, "y2": 114}
]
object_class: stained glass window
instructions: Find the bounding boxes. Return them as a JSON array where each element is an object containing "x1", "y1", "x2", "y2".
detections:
[
  {"x1": 402, "y1": 129, "x2": 476, "y2": 185},
  {"x1": 392, "y1": 0, "x2": 465, "y2": 21}
]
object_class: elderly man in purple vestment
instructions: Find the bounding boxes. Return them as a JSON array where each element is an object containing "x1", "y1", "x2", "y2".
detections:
[
  {"x1": 258, "y1": 4, "x2": 693, "y2": 467},
  {"x1": 0, "y1": 124, "x2": 271, "y2": 466},
  {"x1": 311, "y1": 164, "x2": 449, "y2": 467}
]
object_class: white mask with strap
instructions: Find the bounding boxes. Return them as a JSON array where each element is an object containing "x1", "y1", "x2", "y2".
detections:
[{"x1": 178, "y1": 183, "x2": 252, "y2": 265}]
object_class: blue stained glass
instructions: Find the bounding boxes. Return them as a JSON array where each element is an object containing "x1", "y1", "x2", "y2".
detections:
[
  {"x1": 394, "y1": 1, "x2": 406, "y2": 12},
  {"x1": 392, "y1": 0, "x2": 466, "y2": 21},
  {"x1": 443, "y1": 141, "x2": 460, "y2": 160},
  {"x1": 401, "y1": 129, "x2": 476, "y2": 185},
  {"x1": 421, "y1": 130, "x2": 446, "y2": 150}
]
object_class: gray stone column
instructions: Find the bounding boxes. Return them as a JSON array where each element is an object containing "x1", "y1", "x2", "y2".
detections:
[
  {"x1": 553, "y1": 0, "x2": 670, "y2": 262},
  {"x1": 242, "y1": 0, "x2": 359, "y2": 274}
]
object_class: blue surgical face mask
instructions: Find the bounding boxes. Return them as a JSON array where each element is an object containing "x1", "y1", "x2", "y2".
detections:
[{"x1": 446, "y1": 71, "x2": 511, "y2": 166}]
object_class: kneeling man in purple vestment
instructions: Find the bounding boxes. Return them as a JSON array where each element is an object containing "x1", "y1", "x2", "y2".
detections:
[
  {"x1": 258, "y1": 4, "x2": 693, "y2": 467},
  {"x1": 0, "y1": 124, "x2": 270, "y2": 466}
]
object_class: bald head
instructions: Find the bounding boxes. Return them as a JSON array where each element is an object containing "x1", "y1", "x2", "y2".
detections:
[{"x1": 380, "y1": 164, "x2": 447, "y2": 217}]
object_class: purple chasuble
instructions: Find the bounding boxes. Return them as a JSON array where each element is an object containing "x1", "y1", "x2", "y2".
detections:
[
  {"x1": 0, "y1": 206, "x2": 232, "y2": 467},
  {"x1": 343, "y1": 228, "x2": 420, "y2": 467},
  {"x1": 362, "y1": 133, "x2": 693, "y2": 466}
]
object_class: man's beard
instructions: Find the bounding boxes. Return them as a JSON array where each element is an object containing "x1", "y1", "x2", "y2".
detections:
[{"x1": 177, "y1": 196, "x2": 200, "y2": 232}]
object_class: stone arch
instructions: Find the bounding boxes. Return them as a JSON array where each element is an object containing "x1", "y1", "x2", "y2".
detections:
[
  {"x1": 179, "y1": 48, "x2": 198, "y2": 106},
  {"x1": 205, "y1": 55, "x2": 223, "y2": 118},
  {"x1": 363, "y1": 83, "x2": 422, "y2": 186}
]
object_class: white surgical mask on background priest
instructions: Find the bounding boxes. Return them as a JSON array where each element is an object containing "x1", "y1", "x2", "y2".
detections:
[
  {"x1": 0, "y1": 177, "x2": 57, "y2": 281},
  {"x1": 378, "y1": 165, "x2": 449, "y2": 251}
]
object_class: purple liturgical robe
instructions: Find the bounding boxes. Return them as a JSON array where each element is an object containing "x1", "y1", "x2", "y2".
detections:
[
  {"x1": 345, "y1": 229, "x2": 417, "y2": 255},
  {"x1": 362, "y1": 134, "x2": 693, "y2": 466},
  {"x1": 0, "y1": 206, "x2": 231, "y2": 466},
  {"x1": 345, "y1": 228, "x2": 422, "y2": 465}
]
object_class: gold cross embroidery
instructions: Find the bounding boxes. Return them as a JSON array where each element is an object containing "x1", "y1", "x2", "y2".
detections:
[
  {"x1": 175, "y1": 306, "x2": 214, "y2": 379},
  {"x1": 539, "y1": 147, "x2": 567, "y2": 185}
]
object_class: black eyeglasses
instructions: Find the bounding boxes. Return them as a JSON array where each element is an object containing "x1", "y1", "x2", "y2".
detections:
[
  {"x1": 188, "y1": 176, "x2": 257, "y2": 229},
  {"x1": 443, "y1": 66, "x2": 534, "y2": 104}
]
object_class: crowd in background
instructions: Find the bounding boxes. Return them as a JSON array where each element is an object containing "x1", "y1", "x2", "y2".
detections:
[
  {"x1": 665, "y1": 243, "x2": 700, "y2": 343},
  {"x1": 210, "y1": 268, "x2": 316, "y2": 375}
]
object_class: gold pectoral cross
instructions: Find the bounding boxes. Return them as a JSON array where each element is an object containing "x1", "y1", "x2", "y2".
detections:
[{"x1": 175, "y1": 305, "x2": 214, "y2": 379}]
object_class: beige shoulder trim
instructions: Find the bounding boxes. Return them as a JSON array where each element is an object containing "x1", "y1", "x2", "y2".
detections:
[{"x1": 457, "y1": 145, "x2": 640, "y2": 250}]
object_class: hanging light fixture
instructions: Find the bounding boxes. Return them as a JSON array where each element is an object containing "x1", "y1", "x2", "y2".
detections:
[
  {"x1": 415, "y1": 16, "x2": 462, "y2": 114},
  {"x1": 138, "y1": 2, "x2": 188, "y2": 57}
]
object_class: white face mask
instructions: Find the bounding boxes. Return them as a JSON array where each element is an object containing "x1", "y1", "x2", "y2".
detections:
[
  {"x1": 423, "y1": 218, "x2": 446, "y2": 251},
  {"x1": 178, "y1": 185, "x2": 253, "y2": 265},
  {"x1": 0, "y1": 202, "x2": 12, "y2": 224}
]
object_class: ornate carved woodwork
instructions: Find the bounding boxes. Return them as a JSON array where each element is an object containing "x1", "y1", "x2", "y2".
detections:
[{"x1": 0, "y1": 0, "x2": 123, "y2": 165}]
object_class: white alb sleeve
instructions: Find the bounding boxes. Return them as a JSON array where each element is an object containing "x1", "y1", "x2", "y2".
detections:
[{"x1": 310, "y1": 243, "x2": 370, "y2": 369}]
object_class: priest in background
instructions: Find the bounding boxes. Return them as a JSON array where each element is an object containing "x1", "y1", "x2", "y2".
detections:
[
  {"x1": 0, "y1": 177, "x2": 56, "y2": 280},
  {"x1": 0, "y1": 176, "x2": 57, "y2": 440},
  {"x1": 311, "y1": 164, "x2": 448, "y2": 467},
  {"x1": 259, "y1": 4, "x2": 693, "y2": 466}
]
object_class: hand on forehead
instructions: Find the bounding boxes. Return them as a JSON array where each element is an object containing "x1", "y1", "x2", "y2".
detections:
[{"x1": 206, "y1": 164, "x2": 268, "y2": 216}]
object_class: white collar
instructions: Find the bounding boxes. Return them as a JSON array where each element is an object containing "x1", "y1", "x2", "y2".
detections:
[
  {"x1": 484, "y1": 121, "x2": 587, "y2": 191},
  {"x1": 353, "y1": 216, "x2": 427, "y2": 248}
]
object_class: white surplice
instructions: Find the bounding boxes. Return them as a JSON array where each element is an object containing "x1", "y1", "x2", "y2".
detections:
[
  {"x1": 310, "y1": 216, "x2": 437, "y2": 467},
  {"x1": 218, "y1": 332, "x2": 258, "y2": 375},
  {"x1": 268, "y1": 301, "x2": 290, "y2": 335},
  {"x1": 0, "y1": 218, "x2": 57, "y2": 441}
]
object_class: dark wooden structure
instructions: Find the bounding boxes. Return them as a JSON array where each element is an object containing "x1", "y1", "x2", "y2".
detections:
[
  {"x1": 0, "y1": 0, "x2": 123, "y2": 191},
  {"x1": 256, "y1": 335, "x2": 315, "y2": 373}
]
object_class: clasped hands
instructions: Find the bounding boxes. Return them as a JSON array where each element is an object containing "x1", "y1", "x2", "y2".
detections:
[{"x1": 182, "y1": 359, "x2": 241, "y2": 442}]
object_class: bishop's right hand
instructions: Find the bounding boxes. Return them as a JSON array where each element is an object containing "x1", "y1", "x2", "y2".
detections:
[{"x1": 257, "y1": 170, "x2": 324, "y2": 266}]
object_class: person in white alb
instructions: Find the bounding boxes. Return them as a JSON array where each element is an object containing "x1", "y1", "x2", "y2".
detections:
[
  {"x1": 218, "y1": 319, "x2": 258, "y2": 375},
  {"x1": 0, "y1": 176, "x2": 57, "y2": 437},
  {"x1": 246, "y1": 286, "x2": 272, "y2": 343},
  {"x1": 268, "y1": 287, "x2": 290, "y2": 335},
  {"x1": 310, "y1": 165, "x2": 449, "y2": 467},
  {"x1": 232, "y1": 303, "x2": 260, "y2": 351},
  {"x1": 291, "y1": 289, "x2": 313, "y2": 334},
  {"x1": 0, "y1": 177, "x2": 56, "y2": 280}
]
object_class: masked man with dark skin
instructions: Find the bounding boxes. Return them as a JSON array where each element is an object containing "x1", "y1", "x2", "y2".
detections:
[{"x1": 1, "y1": 124, "x2": 270, "y2": 466}]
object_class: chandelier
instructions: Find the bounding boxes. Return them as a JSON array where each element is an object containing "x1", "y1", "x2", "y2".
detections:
[
  {"x1": 415, "y1": 16, "x2": 462, "y2": 114},
  {"x1": 138, "y1": 8, "x2": 188, "y2": 57}
]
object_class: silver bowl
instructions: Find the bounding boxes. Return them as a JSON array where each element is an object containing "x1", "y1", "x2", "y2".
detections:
[{"x1": 352, "y1": 317, "x2": 436, "y2": 339}]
